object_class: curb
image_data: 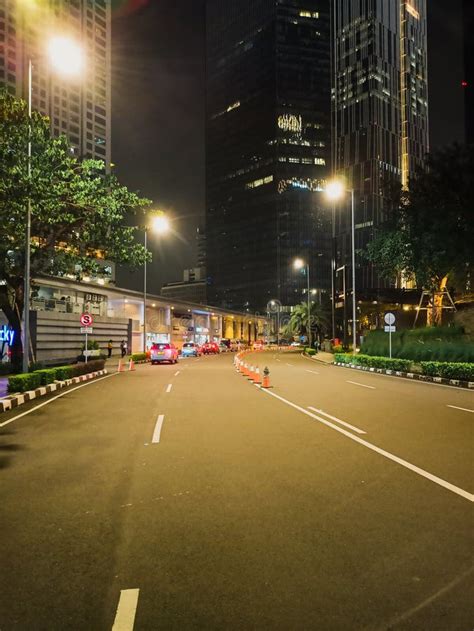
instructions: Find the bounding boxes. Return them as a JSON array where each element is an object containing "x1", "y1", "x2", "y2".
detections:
[
  {"x1": 333, "y1": 362, "x2": 474, "y2": 389},
  {"x1": 0, "y1": 369, "x2": 108, "y2": 413}
]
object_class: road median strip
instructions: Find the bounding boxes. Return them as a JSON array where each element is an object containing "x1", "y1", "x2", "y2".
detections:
[{"x1": 0, "y1": 369, "x2": 108, "y2": 413}]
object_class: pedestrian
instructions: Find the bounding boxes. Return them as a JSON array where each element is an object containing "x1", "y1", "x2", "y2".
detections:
[
  {"x1": 120, "y1": 340, "x2": 127, "y2": 358},
  {"x1": 107, "y1": 339, "x2": 113, "y2": 358}
]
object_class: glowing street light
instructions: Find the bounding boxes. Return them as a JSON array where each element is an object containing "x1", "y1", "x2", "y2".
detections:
[
  {"x1": 22, "y1": 35, "x2": 84, "y2": 372},
  {"x1": 325, "y1": 179, "x2": 357, "y2": 354},
  {"x1": 151, "y1": 213, "x2": 170, "y2": 235}
]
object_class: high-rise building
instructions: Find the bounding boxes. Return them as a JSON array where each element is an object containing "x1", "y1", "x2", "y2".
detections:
[
  {"x1": 206, "y1": 0, "x2": 332, "y2": 312},
  {"x1": 0, "y1": 0, "x2": 111, "y2": 164},
  {"x1": 463, "y1": 0, "x2": 473, "y2": 145},
  {"x1": 333, "y1": 0, "x2": 429, "y2": 292}
]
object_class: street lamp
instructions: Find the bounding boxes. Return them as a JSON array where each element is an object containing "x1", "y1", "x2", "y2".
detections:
[
  {"x1": 22, "y1": 35, "x2": 84, "y2": 373},
  {"x1": 293, "y1": 258, "x2": 312, "y2": 349},
  {"x1": 269, "y1": 299, "x2": 281, "y2": 346},
  {"x1": 325, "y1": 180, "x2": 357, "y2": 355},
  {"x1": 143, "y1": 212, "x2": 170, "y2": 352}
]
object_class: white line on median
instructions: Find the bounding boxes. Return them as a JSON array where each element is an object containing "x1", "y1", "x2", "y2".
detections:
[
  {"x1": 257, "y1": 386, "x2": 474, "y2": 503},
  {"x1": 174, "y1": 370, "x2": 180, "y2": 376},
  {"x1": 447, "y1": 405, "x2": 474, "y2": 414},
  {"x1": 286, "y1": 363, "x2": 294, "y2": 367},
  {"x1": 112, "y1": 588, "x2": 139, "y2": 631},
  {"x1": 308, "y1": 407, "x2": 366, "y2": 434},
  {"x1": 346, "y1": 380, "x2": 376, "y2": 390},
  {"x1": 0, "y1": 373, "x2": 117, "y2": 428},
  {"x1": 305, "y1": 369, "x2": 320, "y2": 375},
  {"x1": 152, "y1": 414, "x2": 165, "y2": 443},
  {"x1": 166, "y1": 384, "x2": 173, "y2": 393}
]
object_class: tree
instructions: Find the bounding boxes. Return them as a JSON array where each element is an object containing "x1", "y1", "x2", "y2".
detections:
[
  {"x1": 0, "y1": 90, "x2": 151, "y2": 367},
  {"x1": 284, "y1": 300, "x2": 329, "y2": 343},
  {"x1": 365, "y1": 144, "x2": 474, "y2": 325}
]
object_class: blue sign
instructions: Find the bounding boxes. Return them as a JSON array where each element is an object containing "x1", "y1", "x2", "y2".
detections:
[{"x1": 0, "y1": 325, "x2": 15, "y2": 347}]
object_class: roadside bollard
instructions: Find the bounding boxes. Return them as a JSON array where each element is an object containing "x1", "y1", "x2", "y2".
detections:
[
  {"x1": 254, "y1": 367, "x2": 262, "y2": 384},
  {"x1": 117, "y1": 359, "x2": 124, "y2": 373},
  {"x1": 128, "y1": 358, "x2": 136, "y2": 371},
  {"x1": 248, "y1": 365, "x2": 255, "y2": 381},
  {"x1": 261, "y1": 366, "x2": 272, "y2": 388}
]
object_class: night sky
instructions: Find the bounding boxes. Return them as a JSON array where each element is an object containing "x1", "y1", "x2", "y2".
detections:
[{"x1": 111, "y1": 0, "x2": 466, "y2": 296}]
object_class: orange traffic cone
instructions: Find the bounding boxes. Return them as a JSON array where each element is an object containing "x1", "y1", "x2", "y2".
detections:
[
  {"x1": 254, "y1": 367, "x2": 262, "y2": 384},
  {"x1": 118, "y1": 359, "x2": 125, "y2": 373},
  {"x1": 261, "y1": 366, "x2": 272, "y2": 388},
  {"x1": 247, "y1": 365, "x2": 255, "y2": 381},
  {"x1": 128, "y1": 358, "x2": 136, "y2": 371}
]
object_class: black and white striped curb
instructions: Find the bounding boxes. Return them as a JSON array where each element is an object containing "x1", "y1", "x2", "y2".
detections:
[
  {"x1": 0, "y1": 369, "x2": 108, "y2": 413},
  {"x1": 333, "y1": 362, "x2": 474, "y2": 389}
]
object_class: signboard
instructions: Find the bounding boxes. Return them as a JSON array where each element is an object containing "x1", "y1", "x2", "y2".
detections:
[
  {"x1": 0, "y1": 324, "x2": 15, "y2": 346},
  {"x1": 384, "y1": 325, "x2": 396, "y2": 333},
  {"x1": 80, "y1": 327, "x2": 93, "y2": 334},
  {"x1": 80, "y1": 313, "x2": 93, "y2": 327},
  {"x1": 384, "y1": 313, "x2": 396, "y2": 359},
  {"x1": 384, "y1": 312, "x2": 395, "y2": 325}
]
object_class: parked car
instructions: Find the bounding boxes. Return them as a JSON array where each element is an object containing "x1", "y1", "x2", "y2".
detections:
[
  {"x1": 181, "y1": 342, "x2": 201, "y2": 357},
  {"x1": 150, "y1": 342, "x2": 179, "y2": 364},
  {"x1": 252, "y1": 339, "x2": 265, "y2": 350},
  {"x1": 219, "y1": 342, "x2": 231, "y2": 353},
  {"x1": 201, "y1": 341, "x2": 219, "y2": 354}
]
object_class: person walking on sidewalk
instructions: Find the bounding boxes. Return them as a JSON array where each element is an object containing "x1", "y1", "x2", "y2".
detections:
[
  {"x1": 120, "y1": 340, "x2": 127, "y2": 358},
  {"x1": 107, "y1": 339, "x2": 113, "y2": 358}
]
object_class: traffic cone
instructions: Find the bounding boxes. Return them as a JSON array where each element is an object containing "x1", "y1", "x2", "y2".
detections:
[
  {"x1": 261, "y1": 366, "x2": 272, "y2": 388},
  {"x1": 254, "y1": 367, "x2": 262, "y2": 384},
  {"x1": 247, "y1": 365, "x2": 255, "y2": 381},
  {"x1": 128, "y1": 358, "x2": 136, "y2": 371},
  {"x1": 118, "y1": 359, "x2": 125, "y2": 373}
]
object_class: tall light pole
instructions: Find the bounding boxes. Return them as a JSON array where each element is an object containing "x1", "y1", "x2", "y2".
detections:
[
  {"x1": 22, "y1": 36, "x2": 84, "y2": 373},
  {"x1": 293, "y1": 258, "x2": 312, "y2": 349},
  {"x1": 325, "y1": 180, "x2": 357, "y2": 354},
  {"x1": 143, "y1": 212, "x2": 170, "y2": 352}
]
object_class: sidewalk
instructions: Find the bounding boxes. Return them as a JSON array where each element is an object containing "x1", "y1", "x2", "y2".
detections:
[{"x1": 308, "y1": 351, "x2": 334, "y2": 365}]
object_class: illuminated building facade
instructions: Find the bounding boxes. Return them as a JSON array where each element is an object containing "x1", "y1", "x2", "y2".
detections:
[
  {"x1": 333, "y1": 0, "x2": 429, "y2": 291},
  {"x1": 206, "y1": 0, "x2": 331, "y2": 311},
  {"x1": 463, "y1": 0, "x2": 474, "y2": 145},
  {"x1": 0, "y1": 0, "x2": 111, "y2": 164}
]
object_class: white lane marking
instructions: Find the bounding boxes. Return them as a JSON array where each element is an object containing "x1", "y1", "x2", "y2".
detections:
[
  {"x1": 174, "y1": 371, "x2": 180, "y2": 377},
  {"x1": 257, "y1": 386, "x2": 474, "y2": 503},
  {"x1": 308, "y1": 407, "x2": 366, "y2": 435},
  {"x1": 276, "y1": 359, "x2": 281, "y2": 362},
  {"x1": 152, "y1": 415, "x2": 165, "y2": 444},
  {"x1": 286, "y1": 363, "x2": 294, "y2": 367},
  {"x1": 112, "y1": 588, "x2": 140, "y2": 631},
  {"x1": 166, "y1": 384, "x2": 173, "y2": 393},
  {"x1": 346, "y1": 380, "x2": 376, "y2": 390},
  {"x1": 305, "y1": 369, "x2": 320, "y2": 375},
  {"x1": 447, "y1": 404, "x2": 474, "y2": 414},
  {"x1": 0, "y1": 373, "x2": 117, "y2": 428}
]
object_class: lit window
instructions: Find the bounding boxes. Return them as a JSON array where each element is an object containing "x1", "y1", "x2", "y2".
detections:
[
  {"x1": 246, "y1": 175, "x2": 274, "y2": 189},
  {"x1": 299, "y1": 10, "x2": 319, "y2": 18},
  {"x1": 314, "y1": 158, "x2": 326, "y2": 165}
]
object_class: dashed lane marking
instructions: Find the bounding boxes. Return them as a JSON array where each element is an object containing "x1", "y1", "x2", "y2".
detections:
[
  {"x1": 152, "y1": 415, "x2": 165, "y2": 444},
  {"x1": 308, "y1": 406, "x2": 366, "y2": 435},
  {"x1": 174, "y1": 370, "x2": 180, "y2": 376},
  {"x1": 447, "y1": 404, "x2": 474, "y2": 414},
  {"x1": 305, "y1": 369, "x2": 320, "y2": 375},
  {"x1": 166, "y1": 384, "x2": 173, "y2": 393},
  {"x1": 112, "y1": 588, "x2": 139, "y2": 631},
  {"x1": 346, "y1": 380, "x2": 376, "y2": 390},
  {"x1": 258, "y1": 386, "x2": 474, "y2": 503}
]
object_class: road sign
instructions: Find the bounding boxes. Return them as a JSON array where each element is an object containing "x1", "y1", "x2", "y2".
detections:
[
  {"x1": 80, "y1": 327, "x2": 93, "y2": 334},
  {"x1": 384, "y1": 325, "x2": 396, "y2": 333},
  {"x1": 80, "y1": 313, "x2": 93, "y2": 327},
  {"x1": 384, "y1": 312, "x2": 395, "y2": 325}
]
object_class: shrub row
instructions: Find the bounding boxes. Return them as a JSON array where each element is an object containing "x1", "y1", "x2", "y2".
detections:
[
  {"x1": 129, "y1": 352, "x2": 149, "y2": 362},
  {"x1": 305, "y1": 348, "x2": 316, "y2": 356},
  {"x1": 334, "y1": 353, "x2": 412, "y2": 372},
  {"x1": 8, "y1": 359, "x2": 105, "y2": 393},
  {"x1": 420, "y1": 361, "x2": 474, "y2": 381}
]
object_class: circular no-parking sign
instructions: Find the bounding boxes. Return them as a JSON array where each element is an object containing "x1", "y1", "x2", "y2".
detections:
[
  {"x1": 80, "y1": 313, "x2": 93, "y2": 327},
  {"x1": 384, "y1": 312, "x2": 395, "y2": 325}
]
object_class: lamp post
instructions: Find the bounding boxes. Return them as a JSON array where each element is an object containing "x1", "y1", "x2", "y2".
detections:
[
  {"x1": 325, "y1": 181, "x2": 357, "y2": 354},
  {"x1": 143, "y1": 213, "x2": 170, "y2": 353},
  {"x1": 22, "y1": 36, "x2": 84, "y2": 373},
  {"x1": 293, "y1": 258, "x2": 311, "y2": 349},
  {"x1": 268, "y1": 299, "x2": 281, "y2": 346}
]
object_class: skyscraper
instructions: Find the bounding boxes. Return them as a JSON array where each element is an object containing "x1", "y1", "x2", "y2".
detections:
[
  {"x1": 206, "y1": 0, "x2": 331, "y2": 311},
  {"x1": 463, "y1": 0, "x2": 473, "y2": 145},
  {"x1": 0, "y1": 0, "x2": 111, "y2": 164},
  {"x1": 333, "y1": 0, "x2": 429, "y2": 291}
]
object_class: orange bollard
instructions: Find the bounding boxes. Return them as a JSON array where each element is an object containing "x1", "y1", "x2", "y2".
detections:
[
  {"x1": 118, "y1": 359, "x2": 125, "y2": 373},
  {"x1": 247, "y1": 365, "x2": 255, "y2": 381},
  {"x1": 261, "y1": 366, "x2": 272, "y2": 388},
  {"x1": 128, "y1": 358, "x2": 136, "y2": 371},
  {"x1": 254, "y1": 367, "x2": 262, "y2": 384}
]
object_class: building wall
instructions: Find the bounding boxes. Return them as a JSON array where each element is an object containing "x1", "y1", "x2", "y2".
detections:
[{"x1": 0, "y1": 0, "x2": 111, "y2": 164}]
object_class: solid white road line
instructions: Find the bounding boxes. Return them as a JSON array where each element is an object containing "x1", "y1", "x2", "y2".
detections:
[
  {"x1": 0, "y1": 373, "x2": 117, "y2": 428},
  {"x1": 152, "y1": 415, "x2": 165, "y2": 444},
  {"x1": 447, "y1": 404, "x2": 474, "y2": 414},
  {"x1": 166, "y1": 384, "x2": 173, "y2": 393},
  {"x1": 305, "y1": 369, "x2": 320, "y2": 375},
  {"x1": 346, "y1": 380, "x2": 376, "y2": 390},
  {"x1": 308, "y1": 407, "x2": 366, "y2": 435},
  {"x1": 174, "y1": 370, "x2": 180, "y2": 376},
  {"x1": 258, "y1": 387, "x2": 474, "y2": 503},
  {"x1": 112, "y1": 588, "x2": 140, "y2": 631}
]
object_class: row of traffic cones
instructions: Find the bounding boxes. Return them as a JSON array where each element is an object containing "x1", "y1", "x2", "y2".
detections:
[
  {"x1": 117, "y1": 358, "x2": 136, "y2": 373},
  {"x1": 234, "y1": 352, "x2": 272, "y2": 388}
]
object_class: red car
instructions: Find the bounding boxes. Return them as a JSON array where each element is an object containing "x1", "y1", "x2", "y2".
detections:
[
  {"x1": 150, "y1": 342, "x2": 179, "y2": 364},
  {"x1": 201, "y1": 341, "x2": 219, "y2": 354}
]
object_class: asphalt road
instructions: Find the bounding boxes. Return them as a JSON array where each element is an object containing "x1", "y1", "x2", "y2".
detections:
[{"x1": 0, "y1": 351, "x2": 473, "y2": 630}]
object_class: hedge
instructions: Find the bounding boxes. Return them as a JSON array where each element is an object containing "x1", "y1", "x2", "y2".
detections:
[
  {"x1": 129, "y1": 352, "x2": 149, "y2": 362},
  {"x1": 7, "y1": 359, "x2": 106, "y2": 393},
  {"x1": 334, "y1": 353, "x2": 412, "y2": 372},
  {"x1": 305, "y1": 348, "x2": 316, "y2": 356},
  {"x1": 420, "y1": 361, "x2": 474, "y2": 381}
]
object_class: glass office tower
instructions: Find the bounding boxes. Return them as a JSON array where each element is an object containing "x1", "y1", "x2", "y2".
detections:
[{"x1": 206, "y1": 0, "x2": 331, "y2": 311}]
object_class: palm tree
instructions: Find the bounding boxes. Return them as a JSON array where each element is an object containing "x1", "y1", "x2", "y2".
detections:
[{"x1": 285, "y1": 301, "x2": 329, "y2": 345}]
